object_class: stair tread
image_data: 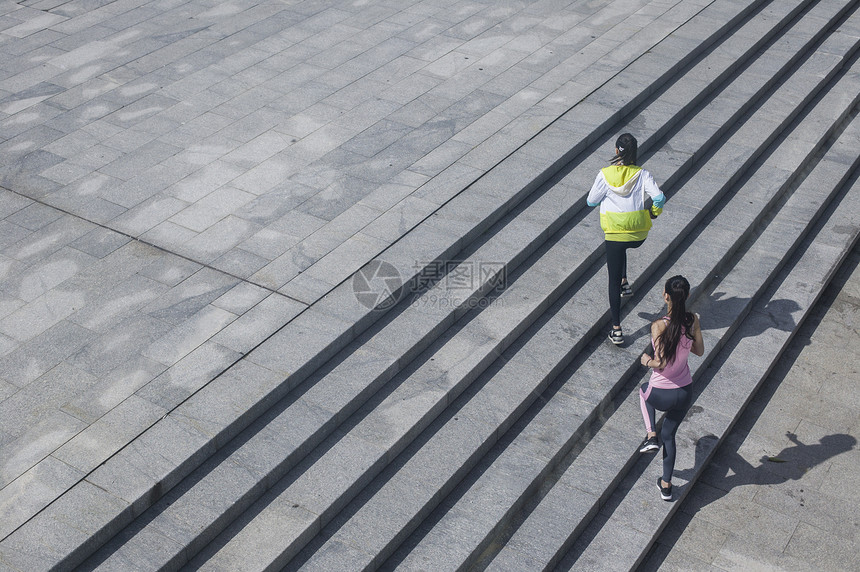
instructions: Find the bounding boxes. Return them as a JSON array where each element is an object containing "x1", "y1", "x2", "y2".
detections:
[
  {"x1": 176, "y1": 2, "x2": 860, "y2": 568},
  {"x1": 494, "y1": 92, "x2": 860, "y2": 572},
  {"x1": 391, "y1": 25, "x2": 860, "y2": 568},
  {"x1": 564, "y1": 164, "x2": 860, "y2": 572},
  {"x1": 68, "y1": 2, "x2": 781, "y2": 569},
  {"x1": 14, "y1": 1, "x2": 855, "y2": 571}
]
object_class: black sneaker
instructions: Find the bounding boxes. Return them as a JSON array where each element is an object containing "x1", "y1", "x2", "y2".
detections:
[
  {"x1": 608, "y1": 328, "x2": 624, "y2": 345},
  {"x1": 639, "y1": 436, "x2": 659, "y2": 453},
  {"x1": 657, "y1": 477, "x2": 672, "y2": 501},
  {"x1": 620, "y1": 282, "x2": 633, "y2": 297}
]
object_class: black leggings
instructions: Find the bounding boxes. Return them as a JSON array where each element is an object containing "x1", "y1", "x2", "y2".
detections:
[
  {"x1": 605, "y1": 239, "x2": 644, "y2": 326},
  {"x1": 639, "y1": 382, "x2": 693, "y2": 483}
]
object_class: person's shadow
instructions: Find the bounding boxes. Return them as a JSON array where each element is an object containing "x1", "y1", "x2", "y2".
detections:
[
  {"x1": 636, "y1": 292, "x2": 803, "y2": 339},
  {"x1": 676, "y1": 431, "x2": 856, "y2": 505},
  {"x1": 699, "y1": 293, "x2": 803, "y2": 337},
  {"x1": 638, "y1": 432, "x2": 856, "y2": 572}
]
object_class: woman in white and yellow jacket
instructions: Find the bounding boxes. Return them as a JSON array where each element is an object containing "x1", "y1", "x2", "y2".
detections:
[{"x1": 587, "y1": 133, "x2": 665, "y2": 345}]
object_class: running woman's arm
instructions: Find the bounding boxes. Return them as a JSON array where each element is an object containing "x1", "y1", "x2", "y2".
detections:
[
  {"x1": 642, "y1": 320, "x2": 669, "y2": 369},
  {"x1": 586, "y1": 172, "x2": 606, "y2": 207},
  {"x1": 691, "y1": 313, "x2": 705, "y2": 356},
  {"x1": 641, "y1": 170, "x2": 665, "y2": 215}
]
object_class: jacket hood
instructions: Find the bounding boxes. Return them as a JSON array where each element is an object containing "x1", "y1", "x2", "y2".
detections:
[{"x1": 601, "y1": 165, "x2": 642, "y2": 197}]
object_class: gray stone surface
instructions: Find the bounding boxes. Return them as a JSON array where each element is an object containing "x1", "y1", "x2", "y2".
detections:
[
  {"x1": 484, "y1": 44, "x2": 860, "y2": 569},
  {"x1": 362, "y1": 36, "x2": 860, "y2": 564},
  {"x1": 1, "y1": 0, "x2": 857, "y2": 570},
  {"x1": 557, "y1": 131, "x2": 860, "y2": 572},
  {"x1": 0, "y1": 455, "x2": 83, "y2": 540}
]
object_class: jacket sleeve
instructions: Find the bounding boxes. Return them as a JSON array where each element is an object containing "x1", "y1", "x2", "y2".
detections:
[
  {"x1": 586, "y1": 172, "x2": 605, "y2": 207},
  {"x1": 641, "y1": 169, "x2": 665, "y2": 214}
]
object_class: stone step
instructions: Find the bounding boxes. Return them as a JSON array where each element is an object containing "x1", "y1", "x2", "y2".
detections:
[
  {"x1": 181, "y1": 4, "x2": 860, "y2": 571},
  {"x1": 490, "y1": 70, "x2": 860, "y2": 572},
  {"x1": 323, "y1": 22, "x2": 860, "y2": 571},
  {"x1": 2, "y1": 0, "x2": 752, "y2": 568},
  {"x1": 44, "y1": 2, "x2": 788, "y2": 571},
  {"x1": 557, "y1": 120, "x2": 860, "y2": 572}
]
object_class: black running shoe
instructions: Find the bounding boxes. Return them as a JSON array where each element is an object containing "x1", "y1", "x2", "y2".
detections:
[
  {"x1": 620, "y1": 282, "x2": 633, "y2": 297},
  {"x1": 639, "y1": 436, "x2": 659, "y2": 453},
  {"x1": 657, "y1": 477, "x2": 672, "y2": 501},
  {"x1": 608, "y1": 328, "x2": 624, "y2": 345}
]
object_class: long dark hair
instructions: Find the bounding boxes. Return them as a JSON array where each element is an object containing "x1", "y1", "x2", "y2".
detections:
[
  {"x1": 611, "y1": 133, "x2": 638, "y2": 166},
  {"x1": 655, "y1": 275, "x2": 695, "y2": 365}
]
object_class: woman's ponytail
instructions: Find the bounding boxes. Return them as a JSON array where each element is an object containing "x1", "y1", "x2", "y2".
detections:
[{"x1": 656, "y1": 275, "x2": 694, "y2": 365}]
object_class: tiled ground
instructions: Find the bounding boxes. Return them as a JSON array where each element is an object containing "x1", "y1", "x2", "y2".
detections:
[
  {"x1": 1, "y1": 0, "x2": 856, "y2": 569},
  {"x1": 0, "y1": 0, "x2": 699, "y2": 521}
]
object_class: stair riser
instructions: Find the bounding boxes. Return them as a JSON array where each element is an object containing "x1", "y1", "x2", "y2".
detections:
[
  {"x1": 294, "y1": 31, "x2": 860, "y2": 572},
  {"x1": 549, "y1": 104, "x2": 860, "y2": 572},
  {"x1": 625, "y1": 175, "x2": 860, "y2": 572},
  {"x1": 404, "y1": 36, "x2": 860, "y2": 572},
  {"x1": 70, "y1": 1, "x2": 830, "y2": 569}
]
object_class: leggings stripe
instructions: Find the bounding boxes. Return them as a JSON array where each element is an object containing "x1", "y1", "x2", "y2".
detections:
[
  {"x1": 639, "y1": 383, "x2": 654, "y2": 433},
  {"x1": 639, "y1": 382, "x2": 693, "y2": 483}
]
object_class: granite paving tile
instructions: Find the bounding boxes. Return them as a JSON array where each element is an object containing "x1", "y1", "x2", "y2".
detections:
[
  {"x1": 137, "y1": 266, "x2": 236, "y2": 323},
  {"x1": 69, "y1": 313, "x2": 169, "y2": 374},
  {"x1": 133, "y1": 340, "x2": 243, "y2": 412},
  {"x1": 135, "y1": 220, "x2": 196, "y2": 250},
  {"x1": 1, "y1": 245, "x2": 96, "y2": 303},
  {"x1": 0, "y1": 223, "x2": 31, "y2": 255},
  {"x1": 39, "y1": 171, "x2": 119, "y2": 214},
  {"x1": 3, "y1": 212, "x2": 94, "y2": 265},
  {"x1": 0, "y1": 319, "x2": 94, "y2": 386},
  {"x1": 209, "y1": 281, "x2": 270, "y2": 315},
  {"x1": 0, "y1": 409, "x2": 87, "y2": 490},
  {"x1": 60, "y1": 354, "x2": 167, "y2": 424},
  {"x1": 176, "y1": 215, "x2": 260, "y2": 264},
  {"x1": 210, "y1": 292, "x2": 304, "y2": 353},
  {"x1": 209, "y1": 247, "x2": 270, "y2": 280},
  {"x1": 166, "y1": 160, "x2": 245, "y2": 203},
  {"x1": 710, "y1": 533, "x2": 812, "y2": 572},
  {"x1": 65, "y1": 143, "x2": 125, "y2": 171},
  {"x1": 0, "y1": 454, "x2": 84, "y2": 540},
  {"x1": 108, "y1": 195, "x2": 189, "y2": 236},
  {"x1": 52, "y1": 394, "x2": 166, "y2": 474},
  {"x1": 228, "y1": 152, "x2": 309, "y2": 197},
  {"x1": 85, "y1": 413, "x2": 213, "y2": 506},
  {"x1": 0, "y1": 189, "x2": 33, "y2": 218},
  {"x1": 0, "y1": 360, "x2": 97, "y2": 439},
  {"x1": 168, "y1": 187, "x2": 256, "y2": 233},
  {"x1": 248, "y1": 238, "x2": 331, "y2": 291}
]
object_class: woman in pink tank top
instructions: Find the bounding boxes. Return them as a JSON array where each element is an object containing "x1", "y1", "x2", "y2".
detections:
[{"x1": 637, "y1": 275, "x2": 704, "y2": 500}]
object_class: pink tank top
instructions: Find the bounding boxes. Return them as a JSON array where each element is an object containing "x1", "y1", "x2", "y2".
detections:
[{"x1": 649, "y1": 317, "x2": 693, "y2": 389}]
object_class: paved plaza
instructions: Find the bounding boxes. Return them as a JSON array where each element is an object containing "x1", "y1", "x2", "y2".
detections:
[{"x1": 0, "y1": 0, "x2": 857, "y2": 569}]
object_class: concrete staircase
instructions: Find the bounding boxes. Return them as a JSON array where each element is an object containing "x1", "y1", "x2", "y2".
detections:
[{"x1": 1, "y1": 0, "x2": 858, "y2": 570}]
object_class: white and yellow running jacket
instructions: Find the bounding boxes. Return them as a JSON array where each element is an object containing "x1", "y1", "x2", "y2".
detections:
[{"x1": 586, "y1": 165, "x2": 665, "y2": 242}]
